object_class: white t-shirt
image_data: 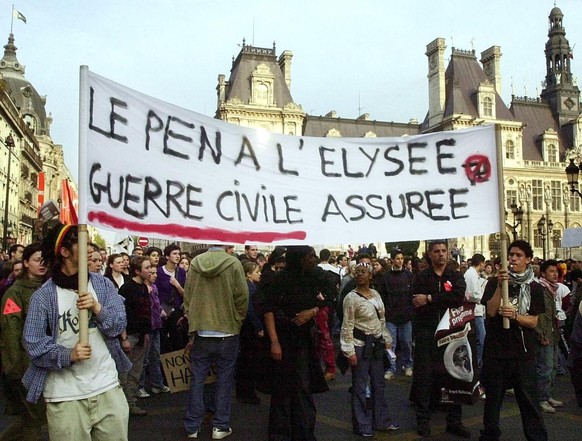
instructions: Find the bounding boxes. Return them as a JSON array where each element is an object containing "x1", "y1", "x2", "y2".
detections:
[
  {"x1": 556, "y1": 283, "x2": 570, "y2": 322},
  {"x1": 43, "y1": 281, "x2": 119, "y2": 402},
  {"x1": 463, "y1": 266, "x2": 486, "y2": 317}
]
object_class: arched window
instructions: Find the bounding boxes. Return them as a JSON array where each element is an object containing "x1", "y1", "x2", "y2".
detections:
[
  {"x1": 505, "y1": 140, "x2": 515, "y2": 160},
  {"x1": 255, "y1": 83, "x2": 269, "y2": 104},
  {"x1": 23, "y1": 114, "x2": 37, "y2": 134}
]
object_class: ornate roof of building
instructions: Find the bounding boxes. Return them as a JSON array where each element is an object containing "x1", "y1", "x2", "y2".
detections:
[
  {"x1": 442, "y1": 48, "x2": 515, "y2": 121},
  {"x1": 0, "y1": 33, "x2": 48, "y2": 135},
  {"x1": 224, "y1": 42, "x2": 295, "y2": 108},
  {"x1": 509, "y1": 96, "x2": 568, "y2": 161},
  {"x1": 303, "y1": 114, "x2": 421, "y2": 138}
]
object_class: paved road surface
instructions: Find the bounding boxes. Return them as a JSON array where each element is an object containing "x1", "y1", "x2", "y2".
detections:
[{"x1": 2, "y1": 368, "x2": 581, "y2": 440}]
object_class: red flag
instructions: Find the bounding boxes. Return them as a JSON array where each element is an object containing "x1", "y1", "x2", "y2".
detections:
[
  {"x1": 37, "y1": 172, "x2": 45, "y2": 214},
  {"x1": 60, "y1": 179, "x2": 78, "y2": 225}
]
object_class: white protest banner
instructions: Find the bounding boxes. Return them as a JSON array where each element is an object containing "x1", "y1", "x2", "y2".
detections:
[{"x1": 79, "y1": 68, "x2": 501, "y2": 245}]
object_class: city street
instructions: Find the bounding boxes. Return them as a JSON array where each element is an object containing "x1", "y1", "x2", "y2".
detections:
[{"x1": 2, "y1": 368, "x2": 581, "y2": 440}]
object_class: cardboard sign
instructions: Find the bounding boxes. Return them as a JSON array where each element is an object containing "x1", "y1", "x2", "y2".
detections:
[{"x1": 160, "y1": 349, "x2": 216, "y2": 393}]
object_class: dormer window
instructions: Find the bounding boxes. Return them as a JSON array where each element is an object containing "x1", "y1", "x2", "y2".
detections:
[
  {"x1": 547, "y1": 144, "x2": 557, "y2": 162},
  {"x1": 477, "y1": 80, "x2": 496, "y2": 119},
  {"x1": 23, "y1": 114, "x2": 37, "y2": 135},
  {"x1": 250, "y1": 64, "x2": 275, "y2": 106},
  {"x1": 483, "y1": 97, "x2": 493, "y2": 117}
]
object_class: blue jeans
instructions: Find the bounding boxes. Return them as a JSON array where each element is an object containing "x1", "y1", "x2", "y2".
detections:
[
  {"x1": 535, "y1": 342, "x2": 557, "y2": 402},
  {"x1": 140, "y1": 330, "x2": 165, "y2": 389},
  {"x1": 385, "y1": 321, "x2": 413, "y2": 373},
  {"x1": 474, "y1": 316, "x2": 485, "y2": 368},
  {"x1": 351, "y1": 346, "x2": 391, "y2": 434},
  {"x1": 183, "y1": 335, "x2": 239, "y2": 434}
]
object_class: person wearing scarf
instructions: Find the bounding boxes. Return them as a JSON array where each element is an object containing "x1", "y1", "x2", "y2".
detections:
[
  {"x1": 535, "y1": 260, "x2": 563, "y2": 414},
  {"x1": 22, "y1": 223, "x2": 131, "y2": 441},
  {"x1": 480, "y1": 240, "x2": 547, "y2": 441}
]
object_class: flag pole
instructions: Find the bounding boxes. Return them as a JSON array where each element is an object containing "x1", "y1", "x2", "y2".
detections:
[
  {"x1": 495, "y1": 124, "x2": 510, "y2": 329},
  {"x1": 78, "y1": 66, "x2": 90, "y2": 345},
  {"x1": 10, "y1": 4, "x2": 14, "y2": 34}
]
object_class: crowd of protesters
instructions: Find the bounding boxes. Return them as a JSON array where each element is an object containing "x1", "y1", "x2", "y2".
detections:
[{"x1": 2, "y1": 231, "x2": 582, "y2": 440}]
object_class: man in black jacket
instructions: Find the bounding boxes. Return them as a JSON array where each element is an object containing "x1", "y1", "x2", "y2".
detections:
[
  {"x1": 378, "y1": 249, "x2": 413, "y2": 380},
  {"x1": 411, "y1": 240, "x2": 469, "y2": 438},
  {"x1": 479, "y1": 240, "x2": 547, "y2": 441}
]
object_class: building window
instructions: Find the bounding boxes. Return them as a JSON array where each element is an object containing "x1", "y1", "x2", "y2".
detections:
[
  {"x1": 483, "y1": 97, "x2": 493, "y2": 117},
  {"x1": 551, "y1": 180, "x2": 562, "y2": 211},
  {"x1": 532, "y1": 179, "x2": 543, "y2": 210},
  {"x1": 255, "y1": 83, "x2": 269, "y2": 103},
  {"x1": 505, "y1": 140, "x2": 515, "y2": 160},
  {"x1": 571, "y1": 194, "x2": 581, "y2": 212},
  {"x1": 23, "y1": 114, "x2": 37, "y2": 135},
  {"x1": 547, "y1": 144, "x2": 557, "y2": 162},
  {"x1": 506, "y1": 189, "x2": 517, "y2": 208},
  {"x1": 552, "y1": 229, "x2": 563, "y2": 250},
  {"x1": 534, "y1": 229, "x2": 542, "y2": 249}
]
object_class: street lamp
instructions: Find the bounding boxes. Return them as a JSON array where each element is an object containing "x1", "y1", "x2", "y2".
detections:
[
  {"x1": 507, "y1": 203, "x2": 524, "y2": 240},
  {"x1": 566, "y1": 158, "x2": 582, "y2": 198},
  {"x1": 2, "y1": 134, "x2": 14, "y2": 252},
  {"x1": 537, "y1": 215, "x2": 553, "y2": 260}
]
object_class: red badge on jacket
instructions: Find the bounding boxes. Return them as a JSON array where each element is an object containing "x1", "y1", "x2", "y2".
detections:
[
  {"x1": 443, "y1": 281, "x2": 453, "y2": 292},
  {"x1": 3, "y1": 298, "x2": 22, "y2": 315}
]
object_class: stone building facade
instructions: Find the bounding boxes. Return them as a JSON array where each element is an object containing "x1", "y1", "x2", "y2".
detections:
[
  {"x1": 215, "y1": 6, "x2": 582, "y2": 259},
  {"x1": 0, "y1": 33, "x2": 75, "y2": 247}
]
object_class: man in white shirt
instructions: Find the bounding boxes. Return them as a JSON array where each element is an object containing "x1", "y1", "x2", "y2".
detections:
[{"x1": 464, "y1": 254, "x2": 487, "y2": 370}]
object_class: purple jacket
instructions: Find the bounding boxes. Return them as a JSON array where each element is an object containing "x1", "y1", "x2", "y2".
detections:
[{"x1": 155, "y1": 266, "x2": 187, "y2": 310}]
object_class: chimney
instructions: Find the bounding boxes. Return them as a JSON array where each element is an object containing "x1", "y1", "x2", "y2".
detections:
[
  {"x1": 480, "y1": 46, "x2": 502, "y2": 95},
  {"x1": 216, "y1": 74, "x2": 227, "y2": 108},
  {"x1": 426, "y1": 38, "x2": 447, "y2": 128},
  {"x1": 278, "y1": 50, "x2": 293, "y2": 89}
]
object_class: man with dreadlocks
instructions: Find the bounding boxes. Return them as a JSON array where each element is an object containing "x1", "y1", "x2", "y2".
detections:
[
  {"x1": 22, "y1": 223, "x2": 131, "y2": 441},
  {"x1": 479, "y1": 240, "x2": 548, "y2": 441}
]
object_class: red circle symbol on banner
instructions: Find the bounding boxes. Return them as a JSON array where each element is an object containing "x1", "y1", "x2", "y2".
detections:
[{"x1": 137, "y1": 237, "x2": 150, "y2": 247}]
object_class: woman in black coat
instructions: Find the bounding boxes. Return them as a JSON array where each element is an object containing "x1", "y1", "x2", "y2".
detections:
[{"x1": 263, "y1": 246, "x2": 329, "y2": 441}]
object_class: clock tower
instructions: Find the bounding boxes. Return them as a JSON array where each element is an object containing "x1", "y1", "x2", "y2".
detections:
[{"x1": 540, "y1": 6, "x2": 580, "y2": 126}]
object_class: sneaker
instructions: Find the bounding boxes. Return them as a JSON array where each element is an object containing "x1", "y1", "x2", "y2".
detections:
[
  {"x1": 505, "y1": 388, "x2": 515, "y2": 396},
  {"x1": 404, "y1": 367, "x2": 413, "y2": 377},
  {"x1": 374, "y1": 423, "x2": 400, "y2": 431},
  {"x1": 384, "y1": 371, "x2": 395, "y2": 381},
  {"x1": 187, "y1": 430, "x2": 199, "y2": 439},
  {"x1": 446, "y1": 422, "x2": 471, "y2": 439},
  {"x1": 540, "y1": 401, "x2": 556, "y2": 413},
  {"x1": 324, "y1": 372, "x2": 336, "y2": 381},
  {"x1": 417, "y1": 422, "x2": 431, "y2": 437},
  {"x1": 479, "y1": 385, "x2": 486, "y2": 400},
  {"x1": 136, "y1": 388, "x2": 150, "y2": 398},
  {"x1": 212, "y1": 427, "x2": 233, "y2": 440},
  {"x1": 129, "y1": 405, "x2": 148, "y2": 416},
  {"x1": 548, "y1": 397, "x2": 564, "y2": 407},
  {"x1": 151, "y1": 385, "x2": 171, "y2": 394}
]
